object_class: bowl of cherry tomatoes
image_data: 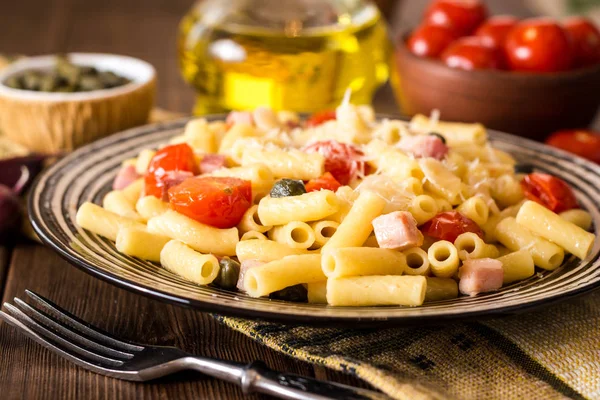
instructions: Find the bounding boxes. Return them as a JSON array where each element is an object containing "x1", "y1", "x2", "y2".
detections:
[{"x1": 391, "y1": 0, "x2": 600, "y2": 141}]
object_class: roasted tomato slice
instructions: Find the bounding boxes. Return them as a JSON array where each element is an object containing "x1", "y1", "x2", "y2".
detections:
[
  {"x1": 168, "y1": 176, "x2": 252, "y2": 229},
  {"x1": 545, "y1": 129, "x2": 600, "y2": 164},
  {"x1": 420, "y1": 211, "x2": 484, "y2": 243},
  {"x1": 303, "y1": 140, "x2": 368, "y2": 185},
  {"x1": 305, "y1": 110, "x2": 336, "y2": 127},
  {"x1": 144, "y1": 143, "x2": 199, "y2": 199},
  {"x1": 305, "y1": 172, "x2": 342, "y2": 193},
  {"x1": 520, "y1": 173, "x2": 578, "y2": 213}
]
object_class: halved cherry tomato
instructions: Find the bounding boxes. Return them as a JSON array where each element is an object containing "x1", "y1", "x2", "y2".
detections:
[
  {"x1": 441, "y1": 36, "x2": 504, "y2": 70},
  {"x1": 545, "y1": 129, "x2": 600, "y2": 164},
  {"x1": 303, "y1": 140, "x2": 368, "y2": 185},
  {"x1": 520, "y1": 173, "x2": 578, "y2": 213},
  {"x1": 305, "y1": 172, "x2": 342, "y2": 193},
  {"x1": 144, "y1": 143, "x2": 199, "y2": 199},
  {"x1": 420, "y1": 211, "x2": 484, "y2": 243},
  {"x1": 168, "y1": 176, "x2": 252, "y2": 229},
  {"x1": 305, "y1": 110, "x2": 336, "y2": 127},
  {"x1": 563, "y1": 17, "x2": 600, "y2": 67},
  {"x1": 504, "y1": 18, "x2": 574, "y2": 72},
  {"x1": 475, "y1": 15, "x2": 519, "y2": 47},
  {"x1": 424, "y1": 0, "x2": 488, "y2": 35},
  {"x1": 406, "y1": 24, "x2": 460, "y2": 58}
]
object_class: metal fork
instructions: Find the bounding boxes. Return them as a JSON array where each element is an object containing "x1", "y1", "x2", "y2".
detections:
[{"x1": 0, "y1": 290, "x2": 390, "y2": 400}]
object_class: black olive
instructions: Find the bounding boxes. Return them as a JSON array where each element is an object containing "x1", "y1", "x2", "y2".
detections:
[
  {"x1": 514, "y1": 164, "x2": 534, "y2": 174},
  {"x1": 269, "y1": 284, "x2": 308, "y2": 302},
  {"x1": 270, "y1": 179, "x2": 307, "y2": 198},
  {"x1": 213, "y1": 257, "x2": 241, "y2": 290},
  {"x1": 429, "y1": 132, "x2": 447, "y2": 144}
]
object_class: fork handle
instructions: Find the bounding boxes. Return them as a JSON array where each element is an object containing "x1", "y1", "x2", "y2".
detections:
[{"x1": 184, "y1": 357, "x2": 389, "y2": 400}]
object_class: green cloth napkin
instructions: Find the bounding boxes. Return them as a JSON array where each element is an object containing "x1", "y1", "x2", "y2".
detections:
[{"x1": 214, "y1": 289, "x2": 599, "y2": 400}]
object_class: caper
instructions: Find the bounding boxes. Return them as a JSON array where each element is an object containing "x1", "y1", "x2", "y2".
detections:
[
  {"x1": 23, "y1": 72, "x2": 42, "y2": 91},
  {"x1": 99, "y1": 71, "x2": 121, "y2": 88},
  {"x1": 269, "y1": 284, "x2": 308, "y2": 302},
  {"x1": 79, "y1": 75, "x2": 104, "y2": 91},
  {"x1": 39, "y1": 73, "x2": 59, "y2": 92},
  {"x1": 5, "y1": 76, "x2": 22, "y2": 89},
  {"x1": 214, "y1": 257, "x2": 241, "y2": 290},
  {"x1": 429, "y1": 132, "x2": 447, "y2": 144},
  {"x1": 270, "y1": 179, "x2": 307, "y2": 198},
  {"x1": 514, "y1": 164, "x2": 534, "y2": 174}
]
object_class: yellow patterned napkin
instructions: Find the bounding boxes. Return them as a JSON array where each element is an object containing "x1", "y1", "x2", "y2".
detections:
[{"x1": 214, "y1": 289, "x2": 599, "y2": 400}]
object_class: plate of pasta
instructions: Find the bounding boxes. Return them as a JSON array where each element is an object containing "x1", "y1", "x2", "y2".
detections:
[{"x1": 29, "y1": 102, "x2": 600, "y2": 325}]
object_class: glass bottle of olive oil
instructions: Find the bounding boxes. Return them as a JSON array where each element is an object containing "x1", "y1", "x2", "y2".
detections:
[{"x1": 178, "y1": 0, "x2": 390, "y2": 115}]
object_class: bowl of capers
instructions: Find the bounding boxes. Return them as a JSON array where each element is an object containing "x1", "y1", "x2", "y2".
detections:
[{"x1": 0, "y1": 53, "x2": 156, "y2": 153}]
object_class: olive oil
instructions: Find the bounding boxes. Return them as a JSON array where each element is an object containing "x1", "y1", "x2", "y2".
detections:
[{"x1": 178, "y1": 1, "x2": 390, "y2": 115}]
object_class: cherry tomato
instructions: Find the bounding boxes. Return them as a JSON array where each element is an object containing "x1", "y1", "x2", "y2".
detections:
[
  {"x1": 504, "y1": 18, "x2": 574, "y2": 72},
  {"x1": 420, "y1": 211, "x2": 484, "y2": 243},
  {"x1": 303, "y1": 140, "x2": 368, "y2": 185},
  {"x1": 168, "y1": 176, "x2": 252, "y2": 229},
  {"x1": 406, "y1": 24, "x2": 460, "y2": 58},
  {"x1": 305, "y1": 172, "x2": 342, "y2": 193},
  {"x1": 563, "y1": 17, "x2": 600, "y2": 67},
  {"x1": 520, "y1": 173, "x2": 578, "y2": 213},
  {"x1": 545, "y1": 129, "x2": 600, "y2": 164},
  {"x1": 144, "y1": 143, "x2": 199, "y2": 199},
  {"x1": 424, "y1": 0, "x2": 488, "y2": 35},
  {"x1": 475, "y1": 15, "x2": 519, "y2": 47},
  {"x1": 441, "y1": 36, "x2": 504, "y2": 70},
  {"x1": 305, "y1": 110, "x2": 336, "y2": 127}
]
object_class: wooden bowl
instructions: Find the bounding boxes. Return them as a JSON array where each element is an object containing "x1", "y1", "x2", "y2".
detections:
[
  {"x1": 391, "y1": 33, "x2": 600, "y2": 141},
  {"x1": 0, "y1": 54, "x2": 156, "y2": 153}
]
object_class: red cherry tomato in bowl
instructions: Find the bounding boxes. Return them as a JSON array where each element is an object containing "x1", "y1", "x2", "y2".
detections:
[
  {"x1": 520, "y1": 173, "x2": 578, "y2": 213},
  {"x1": 305, "y1": 110, "x2": 336, "y2": 127},
  {"x1": 475, "y1": 15, "x2": 519, "y2": 47},
  {"x1": 441, "y1": 36, "x2": 504, "y2": 70},
  {"x1": 563, "y1": 17, "x2": 600, "y2": 67},
  {"x1": 303, "y1": 140, "x2": 368, "y2": 185},
  {"x1": 424, "y1": 0, "x2": 488, "y2": 35},
  {"x1": 168, "y1": 176, "x2": 252, "y2": 229},
  {"x1": 545, "y1": 129, "x2": 600, "y2": 164},
  {"x1": 144, "y1": 143, "x2": 199, "y2": 199},
  {"x1": 504, "y1": 18, "x2": 574, "y2": 72},
  {"x1": 406, "y1": 24, "x2": 460, "y2": 58},
  {"x1": 305, "y1": 172, "x2": 342, "y2": 193},
  {"x1": 420, "y1": 211, "x2": 484, "y2": 243}
]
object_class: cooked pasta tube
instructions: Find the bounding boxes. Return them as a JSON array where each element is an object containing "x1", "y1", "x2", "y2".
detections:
[
  {"x1": 425, "y1": 277, "x2": 459, "y2": 302},
  {"x1": 242, "y1": 148, "x2": 324, "y2": 180},
  {"x1": 307, "y1": 281, "x2": 328, "y2": 304},
  {"x1": 147, "y1": 210, "x2": 238, "y2": 256},
  {"x1": 135, "y1": 195, "x2": 170, "y2": 221},
  {"x1": 121, "y1": 179, "x2": 144, "y2": 204},
  {"x1": 481, "y1": 201, "x2": 524, "y2": 243},
  {"x1": 135, "y1": 149, "x2": 156, "y2": 175},
  {"x1": 244, "y1": 254, "x2": 325, "y2": 297},
  {"x1": 409, "y1": 114, "x2": 487, "y2": 146},
  {"x1": 310, "y1": 220, "x2": 339, "y2": 249},
  {"x1": 497, "y1": 250, "x2": 535, "y2": 284},
  {"x1": 211, "y1": 163, "x2": 274, "y2": 198},
  {"x1": 321, "y1": 191, "x2": 386, "y2": 254},
  {"x1": 433, "y1": 196, "x2": 453, "y2": 212},
  {"x1": 326, "y1": 275, "x2": 427, "y2": 306},
  {"x1": 76, "y1": 202, "x2": 146, "y2": 241},
  {"x1": 321, "y1": 247, "x2": 406, "y2": 278},
  {"x1": 420, "y1": 158, "x2": 463, "y2": 205},
  {"x1": 559, "y1": 209, "x2": 593, "y2": 231},
  {"x1": 375, "y1": 149, "x2": 424, "y2": 180},
  {"x1": 268, "y1": 221, "x2": 316, "y2": 249},
  {"x1": 240, "y1": 231, "x2": 268, "y2": 241},
  {"x1": 516, "y1": 201, "x2": 595, "y2": 260},
  {"x1": 409, "y1": 195, "x2": 439, "y2": 225},
  {"x1": 160, "y1": 240, "x2": 220, "y2": 285},
  {"x1": 456, "y1": 196, "x2": 489, "y2": 226},
  {"x1": 495, "y1": 217, "x2": 564, "y2": 270},
  {"x1": 454, "y1": 232, "x2": 499, "y2": 260},
  {"x1": 427, "y1": 240, "x2": 460, "y2": 278},
  {"x1": 258, "y1": 191, "x2": 340, "y2": 226},
  {"x1": 116, "y1": 227, "x2": 170, "y2": 262},
  {"x1": 237, "y1": 205, "x2": 272, "y2": 234},
  {"x1": 402, "y1": 247, "x2": 431, "y2": 276},
  {"x1": 236, "y1": 239, "x2": 308, "y2": 263},
  {"x1": 218, "y1": 123, "x2": 257, "y2": 154},
  {"x1": 183, "y1": 118, "x2": 216, "y2": 153},
  {"x1": 103, "y1": 190, "x2": 143, "y2": 222},
  {"x1": 491, "y1": 174, "x2": 524, "y2": 208}
]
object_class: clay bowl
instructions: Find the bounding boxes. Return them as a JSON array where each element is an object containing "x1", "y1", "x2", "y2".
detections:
[{"x1": 391, "y1": 33, "x2": 600, "y2": 141}]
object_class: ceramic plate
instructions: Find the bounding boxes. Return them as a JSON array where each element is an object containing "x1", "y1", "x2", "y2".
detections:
[{"x1": 29, "y1": 116, "x2": 600, "y2": 326}]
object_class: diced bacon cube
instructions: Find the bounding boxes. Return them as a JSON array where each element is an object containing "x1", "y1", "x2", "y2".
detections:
[
  {"x1": 157, "y1": 170, "x2": 195, "y2": 201},
  {"x1": 372, "y1": 211, "x2": 424, "y2": 250},
  {"x1": 458, "y1": 258, "x2": 504, "y2": 296},
  {"x1": 397, "y1": 135, "x2": 448, "y2": 160},
  {"x1": 236, "y1": 260, "x2": 265, "y2": 292},
  {"x1": 200, "y1": 154, "x2": 227, "y2": 174},
  {"x1": 113, "y1": 165, "x2": 140, "y2": 190}
]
